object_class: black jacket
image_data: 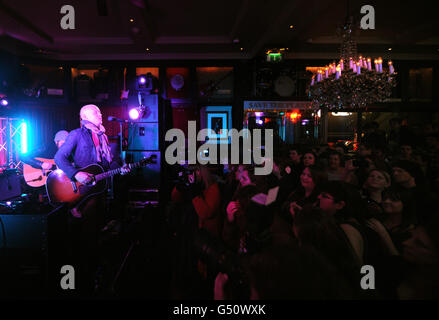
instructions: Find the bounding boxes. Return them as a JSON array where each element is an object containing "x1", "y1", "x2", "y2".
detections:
[{"x1": 54, "y1": 127, "x2": 111, "y2": 180}]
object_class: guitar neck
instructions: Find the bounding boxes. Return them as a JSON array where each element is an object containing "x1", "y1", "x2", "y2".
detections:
[{"x1": 94, "y1": 161, "x2": 144, "y2": 182}]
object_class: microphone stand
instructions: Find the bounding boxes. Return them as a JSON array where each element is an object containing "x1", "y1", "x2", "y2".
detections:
[{"x1": 119, "y1": 121, "x2": 124, "y2": 166}]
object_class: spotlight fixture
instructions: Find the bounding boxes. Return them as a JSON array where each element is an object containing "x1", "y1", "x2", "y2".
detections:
[
  {"x1": 129, "y1": 107, "x2": 141, "y2": 120},
  {"x1": 128, "y1": 104, "x2": 150, "y2": 120},
  {"x1": 136, "y1": 73, "x2": 153, "y2": 91},
  {"x1": 0, "y1": 97, "x2": 8, "y2": 106}
]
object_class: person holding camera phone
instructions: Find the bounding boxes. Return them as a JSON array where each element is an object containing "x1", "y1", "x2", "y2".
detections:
[
  {"x1": 169, "y1": 164, "x2": 222, "y2": 298},
  {"x1": 171, "y1": 164, "x2": 222, "y2": 238}
]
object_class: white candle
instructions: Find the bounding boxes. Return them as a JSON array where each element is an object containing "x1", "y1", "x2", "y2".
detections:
[
  {"x1": 311, "y1": 76, "x2": 315, "y2": 85},
  {"x1": 340, "y1": 59, "x2": 344, "y2": 71},
  {"x1": 378, "y1": 58, "x2": 382, "y2": 72},
  {"x1": 357, "y1": 63, "x2": 361, "y2": 75},
  {"x1": 336, "y1": 67, "x2": 341, "y2": 79},
  {"x1": 367, "y1": 58, "x2": 372, "y2": 70},
  {"x1": 349, "y1": 58, "x2": 353, "y2": 69},
  {"x1": 353, "y1": 63, "x2": 357, "y2": 73},
  {"x1": 325, "y1": 68, "x2": 329, "y2": 78},
  {"x1": 389, "y1": 61, "x2": 394, "y2": 74}
]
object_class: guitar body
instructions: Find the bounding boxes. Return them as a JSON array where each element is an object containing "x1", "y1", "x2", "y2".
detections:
[
  {"x1": 23, "y1": 157, "x2": 56, "y2": 187},
  {"x1": 45, "y1": 164, "x2": 107, "y2": 207}
]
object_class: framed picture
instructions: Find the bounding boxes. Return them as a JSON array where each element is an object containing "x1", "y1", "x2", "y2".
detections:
[{"x1": 206, "y1": 111, "x2": 228, "y2": 140}]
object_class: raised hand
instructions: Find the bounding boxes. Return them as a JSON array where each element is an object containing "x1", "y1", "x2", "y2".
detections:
[{"x1": 226, "y1": 201, "x2": 241, "y2": 223}]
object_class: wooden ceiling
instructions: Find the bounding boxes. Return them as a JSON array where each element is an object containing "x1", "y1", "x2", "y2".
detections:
[{"x1": 1, "y1": 0, "x2": 438, "y2": 60}]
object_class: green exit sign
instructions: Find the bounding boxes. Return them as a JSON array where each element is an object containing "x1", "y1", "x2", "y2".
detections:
[{"x1": 267, "y1": 52, "x2": 283, "y2": 62}]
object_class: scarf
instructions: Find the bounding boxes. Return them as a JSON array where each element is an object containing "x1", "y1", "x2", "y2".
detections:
[{"x1": 81, "y1": 120, "x2": 113, "y2": 164}]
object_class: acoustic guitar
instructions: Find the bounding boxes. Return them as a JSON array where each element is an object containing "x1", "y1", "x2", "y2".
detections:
[
  {"x1": 45, "y1": 155, "x2": 157, "y2": 206},
  {"x1": 23, "y1": 157, "x2": 56, "y2": 187}
]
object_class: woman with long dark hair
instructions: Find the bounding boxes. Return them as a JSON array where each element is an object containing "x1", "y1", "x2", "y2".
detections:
[
  {"x1": 366, "y1": 189, "x2": 417, "y2": 256},
  {"x1": 293, "y1": 206, "x2": 362, "y2": 297},
  {"x1": 282, "y1": 166, "x2": 327, "y2": 226}
]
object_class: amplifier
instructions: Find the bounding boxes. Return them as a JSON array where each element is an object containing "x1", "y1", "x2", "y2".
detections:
[
  {"x1": 127, "y1": 122, "x2": 159, "y2": 151},
  {"x1": 0, "y1": 170, "x2": 22, "y2": 201}
]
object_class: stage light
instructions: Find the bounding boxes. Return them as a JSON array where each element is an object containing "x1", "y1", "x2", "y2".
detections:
[
  {"x1": 129, "y1": 108, "x2": 140, "y2": 120},
  {"x1": 136, "y1": 73, "x2": 155, "y2": 91},
  {"x1": 0, "y1": 97, "x2": 8, "y2": 106},
  {"x1": 290, "y1": 112, "x2": 301, "y2": 122}
]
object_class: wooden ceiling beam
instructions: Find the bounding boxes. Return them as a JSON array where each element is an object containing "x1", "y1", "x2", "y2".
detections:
[{"x1": 0, "y1": 0, "x2": 53, "y2": 44}]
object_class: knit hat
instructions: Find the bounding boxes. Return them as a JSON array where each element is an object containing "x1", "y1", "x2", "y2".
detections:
[{"x1": 54, "y1": 130, "x2": 69, "y2": 143}]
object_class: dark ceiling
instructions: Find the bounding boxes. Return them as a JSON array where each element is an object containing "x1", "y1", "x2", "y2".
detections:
[{"x1": 1, "y1": 0, "x2": 438, "y2": 60}]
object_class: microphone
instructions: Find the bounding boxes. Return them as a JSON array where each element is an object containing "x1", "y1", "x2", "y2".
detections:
[{"x1": 108, "y1": 116, "x2": 129, "y2": 123}]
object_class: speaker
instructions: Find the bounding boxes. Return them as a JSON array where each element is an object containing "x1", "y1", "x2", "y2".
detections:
[
  {"x1": 0, "y1": 171, "x2": 22, "y2": 201},
  {"x1": 127, "y1": 123, "x2": 159, "y2": 151},
  {"x1": 125, "y1": 151, "x2": 161, "y2": 188}
]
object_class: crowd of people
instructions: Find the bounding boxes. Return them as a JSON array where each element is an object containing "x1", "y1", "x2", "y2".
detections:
[{"x1": 165, "y1": 118, "x2": 439, "y2": 300}]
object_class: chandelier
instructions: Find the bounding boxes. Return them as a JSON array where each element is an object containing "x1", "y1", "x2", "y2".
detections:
[{"x1": 309, "y1": 17, "x2": 397, "y2": 110}]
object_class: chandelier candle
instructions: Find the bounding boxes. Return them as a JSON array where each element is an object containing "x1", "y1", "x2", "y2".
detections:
[{"x1": 308, "y1": 17, "x2": 397, "y2": 109}]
